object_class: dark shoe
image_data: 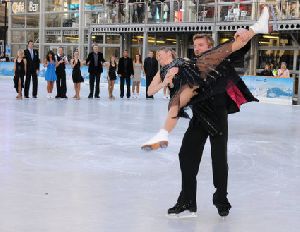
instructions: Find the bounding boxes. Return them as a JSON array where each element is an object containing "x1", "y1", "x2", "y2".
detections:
[
  {"x1": 32, "y1": 96, "x2": 37, "y2": 98},
  {"x1": 24, "y1": 96, "x2": 29, "y2": 99},
  {"x1": 55, "y1": 95, "x2": 60, "y2": 98},
  {"x1": 167, "y1": 201, "x2": 197, "y2": 218},
  {"x1": 95, "y1": 95, "x2": 100, "y2": 98},
  {"x1": 88, "y1": 94, "x2": 93, "y2": 99},
  {"x1": 213, "y1": 193, "x2": 231, "y2": 217},
  {"x1": 61, "y1": 95, "x2": 68, "y2": 98}
]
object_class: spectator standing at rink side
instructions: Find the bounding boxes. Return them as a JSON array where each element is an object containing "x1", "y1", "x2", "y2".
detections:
[
  {"x1": 260, "y1": 64, "x2": 273, "y2": 76},
  {"x1": 132, "y1": 54, "x2": 143, "y2": 98},
  {"x1": 14, "y1": 49, "x2": 27, "y2": 100},
  {"x1": 118, "y1": 50, "x2": 134, "y2": 99},
  {"x1": 44, "y1": 50, "x2": 57, "y2": 99},
  {"x1": 107, "y1": 55, "x2": 118, "y2": 100},
  {"x1": 55, "y1": 47, "x2": 68, "y2": 99},
  {"x1": 24, "y1": 40, "x2": 40, "y2": 98},
  {"x1": 86, "y1": 44, "x2": 106, "y2": 99},
  {"x1": 277, "y1": 62, "x2": 290, "y2": 78},
  {"x1": 143, "y1": 50, "x2": 158, "y2": 99},
  {"x1": 71, "y1": 51, "x2": 85, "y2": 100}
]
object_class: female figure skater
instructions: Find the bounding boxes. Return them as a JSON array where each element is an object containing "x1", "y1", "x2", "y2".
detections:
[
  {"x1": 142, "y1": 6, "x2": 273, "y2": 150},
  {"x1": 14, "y1": 49, "x2": 27, "y2": 100},
  {"x1": 107, "y1": 55, "x2": 118, "y2": 100},
  {"x1": 132, "y1": 54, "x2": 143, "y2": 98},
  {"x1": 44, "y1": 50, "x2": 57, "y2": 99},
  {"x1": 71, "y1": 51, "x2": 84, "y2": 100}
]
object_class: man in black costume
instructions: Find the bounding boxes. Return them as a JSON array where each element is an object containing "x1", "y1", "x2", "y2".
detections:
[
  {"x1": 144, "y1": 50, "x2": 158, "y2": 99},
  {"x1": 167, "y1": 33, "x2": 257, "y2": 218}
]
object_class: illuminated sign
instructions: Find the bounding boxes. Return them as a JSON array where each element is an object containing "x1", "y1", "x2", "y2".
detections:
[
  {"x1": 11, "y1": 1, "x2": 39, "y2": 13},
  {"x1": 28, "y1": 1, "x2": 39, "y2": 12},
  {"x1": 12, "y1": 2, "x2": 25, "y2": 14}
]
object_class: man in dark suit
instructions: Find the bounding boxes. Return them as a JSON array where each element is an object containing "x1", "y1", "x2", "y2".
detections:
[
  {"x1": 24, "y1": 40, "x2": 40, "y2": 98},
  {"x1": 86, "y1": 45, "x2": 105, "y2": 98},
  {"x1": 117, "y1": 50, "x2": 134, "y2": 99},
  {"x1": 55, "y1": 47, "x2": 68, "y2": 98},
  {"x1": 143, "y1": 50, "x2": 158, "y2": 99}
]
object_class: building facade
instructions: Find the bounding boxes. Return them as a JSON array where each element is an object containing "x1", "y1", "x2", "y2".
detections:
[{"x1": 5, "y1": 0, "x2": 300, "y2": 77}]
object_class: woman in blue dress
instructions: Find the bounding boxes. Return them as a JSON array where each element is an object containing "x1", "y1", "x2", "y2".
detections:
[{"x1": 44, "y1": 50, "x2": 57, "y2": 99}]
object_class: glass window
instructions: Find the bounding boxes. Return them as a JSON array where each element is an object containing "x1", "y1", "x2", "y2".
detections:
[
  {"x1": 257, "y1": 50, "x2": 294, "y2": 70},
  {"x1": 45, "y1": 0, "x2": 79, "y2": 11},
  {"x1": 26, "y1": 31, "x2": 39, "y2": 43},
  {"x1": 105, "y1": 35, "x2": 120, "y2": 44},
  {"x1": 11, "y1": 44, "x2": 26, "y2": 58},
  {"x1": 45, "y1": 35, "x2": 62, "y2": 43},
  {"x1": 62, "y1": 13, "x2": 79, "y2": 27},
  {"x1": 85, "y1": 0, "x2": 104, "y2": 10},
  {"x1": 11, "y1": 30, "x2": 26, "y2": 43},
  {"x1": 26, "y1": 15, "x2": 39, "y2": 28},
  {"x1": 46, "y1": 13, "x2": 62, "y2": 27},
  {"x1": 27, "y1": 0, "x2": 40, "y2": 13},
  {"x1": 11, "y1": 1, "x2": 25, "y2": 14},
  {"x1": 12, "y1": 15, "x2": 25, "y2": 28},
  {"x1": 91, "y1": 35, "x2": 103, "y2": 44},
  {"x1": 84, "y1": 46, "x2": 89, "y2": 59},
  {"x1": 105, "y1": 47, "x2": 120, "y2": 60},
  {"x1": 62, "y1": 34, "x2": 79, "y2": 43},
  {"x1": 198, "y1": 4, "x2": 215, "y2": 22},
  {"x1": 84, "y1": 30, "x2": 89, "y2": 44},
  {"x1": 219, "y1": 3, "x2": 252, "y2": 22},
  {"x1": 45, "y1": 0, "x2": 63, "y2": 12}
]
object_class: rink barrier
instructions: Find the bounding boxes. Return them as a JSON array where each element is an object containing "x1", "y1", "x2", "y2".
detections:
[{"x1": 0, "y1": 62, "x2": 294, "y2": 104}]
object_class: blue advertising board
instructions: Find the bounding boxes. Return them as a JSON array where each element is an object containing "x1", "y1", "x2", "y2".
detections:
[{"x1": 0, "y1": 62, "x2": 292, "y2": 103}]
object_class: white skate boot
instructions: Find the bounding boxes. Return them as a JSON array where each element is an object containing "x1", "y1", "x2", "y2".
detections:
[
  {"x1": 141, "y1": 129, "x2": 169, "y2": 151},
  {"x1": 250, "y1": 6, "x2": 270, "y2": 34}
]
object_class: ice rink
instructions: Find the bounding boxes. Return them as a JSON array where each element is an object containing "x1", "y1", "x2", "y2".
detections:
[{"x1": 0, "y1": 76, "x2": 299, "y2": 232}]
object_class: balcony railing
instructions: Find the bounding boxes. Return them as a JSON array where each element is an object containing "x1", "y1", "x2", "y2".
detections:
[{"x1": 86, "y1": 0, "x2": 300, "y2": 26}]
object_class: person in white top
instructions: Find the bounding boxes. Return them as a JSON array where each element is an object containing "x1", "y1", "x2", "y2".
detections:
[{"x1": 277, "y1": 62, "x2": 290, "y2": 78}]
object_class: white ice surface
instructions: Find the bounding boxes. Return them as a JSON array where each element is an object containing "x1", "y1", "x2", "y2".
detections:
[{"x1": 0, "y1": 76, "x2": 299, "y2": 232}]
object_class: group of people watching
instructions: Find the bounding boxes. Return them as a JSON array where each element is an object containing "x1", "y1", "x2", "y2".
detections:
[
  {"x1": 13, "y1": 40, "x2": 161, "y2": 100},
  {"x1": 260, "y1": 62, "x2": 290, "y2": 78}
]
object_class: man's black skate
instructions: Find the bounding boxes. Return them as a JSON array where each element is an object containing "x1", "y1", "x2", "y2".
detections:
[
  {"x1": 213, "y1": 193, "x2": 231, "y2": 217},
  {"x1": 167, "y1": 201, "x2": 197, "y2": 218}
]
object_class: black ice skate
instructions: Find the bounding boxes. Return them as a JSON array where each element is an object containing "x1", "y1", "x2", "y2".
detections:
[
  {"x1": 213, "y1": 193, "x2": 232, "y2": 217},
  {"x1": 167, "y1": 201, "x2": 197, "y2": 218}
]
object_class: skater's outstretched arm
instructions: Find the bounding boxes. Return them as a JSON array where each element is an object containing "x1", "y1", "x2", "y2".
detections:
[{"x1": 147, "y1": 70, "x2": 176, "y2": 96}]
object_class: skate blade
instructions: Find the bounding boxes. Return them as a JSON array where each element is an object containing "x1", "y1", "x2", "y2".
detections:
[
  {"x1": 166, "y1": 212, "x2": 198, "y2": 219},
  {"x1": 141, "y1": 141, "x2": 168, "y2": 151}
]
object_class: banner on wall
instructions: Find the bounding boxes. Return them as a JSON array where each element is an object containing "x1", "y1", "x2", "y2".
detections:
[
  {"x1": 0, "y1": 63, "x2": 292, "y2": 104},
  {"x1": 241, "y1": 76, "x2": 293, "y2": 104}
]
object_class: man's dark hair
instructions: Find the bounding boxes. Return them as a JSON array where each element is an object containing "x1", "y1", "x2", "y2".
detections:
[{"x1": 28, "y1": 40, "x2": 34, "y2": 44}]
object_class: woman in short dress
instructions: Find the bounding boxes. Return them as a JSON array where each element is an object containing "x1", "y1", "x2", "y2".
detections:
[
  {"x1": 71, "y1": 51, "x2": 84, "y2": 100},
  {"x1": 132, "y1": 54, "x2": 143, "y2": 98},
  {"x1": 44, "y1": 50, "x2": 57, "y2": 99},
  {"x1": 108, "y1": 55, "x2": 117, "y2": 100},
  {"x1": 14, "y1": 49, "x2": 27, "y2": 99}
]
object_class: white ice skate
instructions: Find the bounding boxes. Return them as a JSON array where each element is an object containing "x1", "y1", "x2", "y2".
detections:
[
  {"x1": 250, "y1": 6, "x2": 269, "y2": 34},
  {"x1": 141, "y1": 129, "x2": 168, "y2": 151}
]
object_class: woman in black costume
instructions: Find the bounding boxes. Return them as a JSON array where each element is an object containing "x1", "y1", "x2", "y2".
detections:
[
  {"x1": 142, "y1": 6, "x2": 273, "y2": 150},
  {"x1": 71, "y1": 51, "x2": 84, "y2": 100},
  {"x1": 14, "y1": 49, "x2": 27, "y2": 100}
]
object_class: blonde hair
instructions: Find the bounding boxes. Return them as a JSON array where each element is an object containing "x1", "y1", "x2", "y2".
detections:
[
  {"x1": 17, "y1": 49, "x2": 24, "y2": 58},
  {"x1": 157, "y1": 47, "x2": 177, "y2": 59},
  {"x1": 193, "y1": 34, "x2": 214, "y2": 47}
]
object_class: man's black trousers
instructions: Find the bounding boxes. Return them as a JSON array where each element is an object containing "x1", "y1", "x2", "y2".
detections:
[{"x1": 178, "y1": 108, "x2": 229, "y2": 205}]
